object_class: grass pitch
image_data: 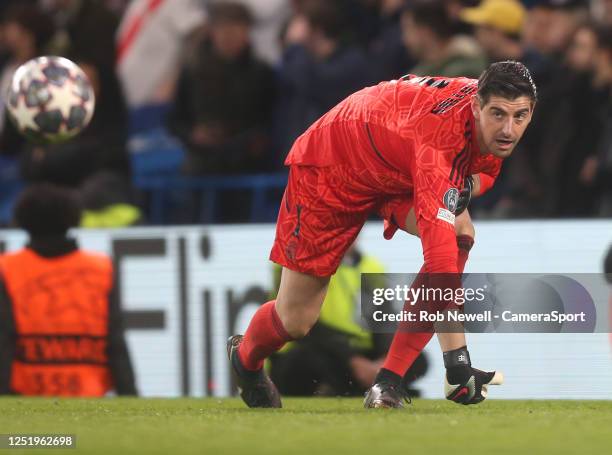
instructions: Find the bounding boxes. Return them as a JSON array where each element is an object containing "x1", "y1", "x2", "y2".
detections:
[{"x1": 1, "y1": 398, "x2": 611, "y2": 454}]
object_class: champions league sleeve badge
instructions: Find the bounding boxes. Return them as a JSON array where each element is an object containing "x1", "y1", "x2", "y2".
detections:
[{"x1": 443, "y1": 188, "x2": 460, "y2": 213}]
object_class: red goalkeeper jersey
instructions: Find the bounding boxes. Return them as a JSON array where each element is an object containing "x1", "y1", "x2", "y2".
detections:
[
  {"x1": 286, "y1": 74, "x2": 501, "y2": 191},
  {"x1": 277, "y1": 75, "x2": 502, "y2": 275}
]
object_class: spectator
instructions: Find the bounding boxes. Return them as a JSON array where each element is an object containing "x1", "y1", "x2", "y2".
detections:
[
  {"x1": 0, "y1": 5, "x2": 54, "y2": 153},
  {"x1": 117, "y1": 0, "x2": 207, "y2": 109},
  {"x1": 457, "y1": 0, "x2": 555, "y2": 216},
  {"x1": 551, "y1": 23, "x2": 606, "y2": 216},
  {"x1": 16, "y1": 56, "x2": 137, "y2": 227},
  {"x1": 460, "y1": 0, "x2": 556, "y2": 84},
  {"x1": 5, "y1": 1, "x2": 138, "y2": 226},
  {"x1": 590, "y1": 25, "x2": 612, "y2": 215},
  {"x1": 0, "y1": 0, "x2": 38, "y2": 18},
  {"x1": 594, "y1": 0, "x2": 612, "y2": 26},
  {"x1": 523, "y1": 0, "x2": 589, "y2": 60},
  {"x1": 0, "y1": 184, "x2": 137, "y2": 396},
  {"x1": 268, "y1": 244, "x2": 428, "y2": 397},
  {"x1": 482, "y1": 2, "x2": 589, "y2": 217},
  {"x1": 566, "y1": 21, "x2": 601, "y2": 72},
  {"x1": 43, "y1": 0, "x2": 120, "y2": 69},
  {"x1": 0, "y1": 4, "x2": 52, "y2": 226},
  {"x1": 401, "y1": 0, "x2": 486, "y2": 78},
  {"x1": 505, "y1": 23, "x2": 608, "y2": 218},
  {"x1": 274, "y1": 0, "x2": 375, "y2": 161},
  {"x1": 445, "y1": 0, "x2": 481, "y2": 35},
  {"x1": 104, "y1": 0, "x2": 131, "y2": 14},
  {"x1": 367, "y1": 0, "x2": 416, "y2": 81},
  {"x1": 168, "y1": 1, "x2": 275, "y2": 175},
  {"x1": 460, "y1": 0, "x2": 526, "y2": 62},
  {"x1": 223, "y1": 0, "x2": 292, "y2": 64}
]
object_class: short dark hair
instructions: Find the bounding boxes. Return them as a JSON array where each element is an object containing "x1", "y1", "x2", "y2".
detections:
[
  {"x1": 477, "y1": 61, "x2": 537, "y2": 105},
  {"x1": 14, "y1": 184, "x2": 82, "y2": 237},
  {"x1": 208, "y1": 1, "x2": 253, "y2": 26}
]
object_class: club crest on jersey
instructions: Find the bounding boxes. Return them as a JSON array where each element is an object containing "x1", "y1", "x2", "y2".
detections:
[{"x1": 443, "y1": 188, "x2": 460, "y2": 213}]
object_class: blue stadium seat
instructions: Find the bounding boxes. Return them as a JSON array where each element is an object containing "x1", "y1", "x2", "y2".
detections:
[
  {"x1": 134, "y1": 173, "x2": 287, "y2": 224},
  {"x1": 128, "y1": 106, "x2": 287, "y2": 224}
]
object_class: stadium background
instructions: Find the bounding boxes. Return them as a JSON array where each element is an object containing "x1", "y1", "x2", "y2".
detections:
[
  {"x1": 3, "y1": 220, "x2": 610, "y2": 399},
  {"x1": 1, "y1": 0, "x2": 612, "y2": 401}
]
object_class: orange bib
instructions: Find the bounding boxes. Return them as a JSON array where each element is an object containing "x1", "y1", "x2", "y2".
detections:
[{"x1": 1, "y1": 249, "x2": 114, "y2": 396}]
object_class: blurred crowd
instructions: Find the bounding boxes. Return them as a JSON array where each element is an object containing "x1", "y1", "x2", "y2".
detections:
[{"x1": 0, "y1": 0, "x2": 611, "y2": 224}]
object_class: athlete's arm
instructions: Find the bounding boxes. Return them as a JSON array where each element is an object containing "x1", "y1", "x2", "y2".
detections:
[
  {"x1": 472, "y1": 156, "x2": 502, "y2": 196},
  {"x1": 472, "y1": 173, "x2": 492, "y2": 196},
  {"x1": 410, "y1": 136, "x2": 470, "y2": 346},
  {"x1": 412, "y1": 164, "x2": 504, "y2": 391},
  {"x1": 414, "y1": 184, "x2": 467, "y2": 352},
  {"x1": 379, "y1": 190, "x2": 476, "y2": 240}
]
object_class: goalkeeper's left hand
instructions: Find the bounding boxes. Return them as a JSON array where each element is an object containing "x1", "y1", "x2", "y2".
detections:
[
  {"x1": 443, "y1": 346, "x2": 504, "y2": 405},
  {"x1": 455, "y1": 176, "x2": 474, "y2": 216}
]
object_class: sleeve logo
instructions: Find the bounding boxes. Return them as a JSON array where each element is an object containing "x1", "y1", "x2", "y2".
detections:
[
  {"x1": 437, "y1": 208, "x2": 455, "y2": 225},
  {"x1": 443, "y1": 188, "x2": 460, "y2": 213}
]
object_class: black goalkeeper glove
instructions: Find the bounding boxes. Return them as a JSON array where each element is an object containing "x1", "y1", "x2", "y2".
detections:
[
  {"x1": 454, "y1": 176, "x2": 473, "y2": 216},
  {"x1": 443, "y1": 346, "x2": 504, "y2": 405}
]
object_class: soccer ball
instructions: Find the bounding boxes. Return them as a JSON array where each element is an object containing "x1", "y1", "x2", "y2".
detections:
[{"x1": 6, "y1": 56, "x2": 95, "y2": 144}]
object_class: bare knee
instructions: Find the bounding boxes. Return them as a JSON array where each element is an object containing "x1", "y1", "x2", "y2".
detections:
[
  {"x1": 454, "y1": 210, "x2": 475, "y2": 239},
  {"x1": 277, "y1": 305, "x2": 320, "y2": 339},
  {"x1": 401, "y1": 208, "x2": 420, "y2": 237},
  {"x1": 275, "y1": 267, "x2": 329, "y2": 339}
]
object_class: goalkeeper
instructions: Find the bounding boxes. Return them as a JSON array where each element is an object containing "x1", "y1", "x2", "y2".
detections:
[{"x1": 228, "y1": 61, "x2": 536, "y2": 408}]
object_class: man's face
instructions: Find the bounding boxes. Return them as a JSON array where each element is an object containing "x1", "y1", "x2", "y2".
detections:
[
  {"x1": 567, "y1": 27, "x2": 598, "y2": 72},
  {"x1": 472, "y1": 95, "x2": 534, "y2": 158},
  {"x1": 3, "y1": 22, "x2": 31, "y2": 53},
  {"x1": 522, "y1": 7, "x2": 553, "y2": 54},
  {"x1": 211, "y1": 22, "x2": 250, "y2": 60}
]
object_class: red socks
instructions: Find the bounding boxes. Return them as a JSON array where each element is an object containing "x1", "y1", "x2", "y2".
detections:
[
  {"x1": 381, "y1": 235, "x2": 474, "y2": 377},
  {"x1": 456, "y1": 234, "x2": 474, "y2": 273},
  {"x1": 237, "y1": 300, "x2": 293, "y2": 371},
  {"x1": 381, "y1": 264, "x2": 431, "y2": 377},
  {"x1": 237, "y1": 236, "x2": 476, "y2": 375}
]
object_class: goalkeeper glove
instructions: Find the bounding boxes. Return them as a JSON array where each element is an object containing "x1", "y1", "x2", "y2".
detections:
[
  {"x1": 455, "y1": 176, "x2": 473, "y2": 216},
  {"x1": 443, "y1": 346, "x2": 503, "y2": 405}
]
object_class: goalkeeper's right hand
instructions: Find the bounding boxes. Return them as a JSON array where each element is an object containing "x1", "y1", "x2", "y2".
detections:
[{"x1": 443, "y1": 346, "x2": 504, "y2": 405}]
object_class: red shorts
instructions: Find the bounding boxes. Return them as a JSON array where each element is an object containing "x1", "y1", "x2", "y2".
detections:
[{"x1": 270, "y1": 165, "x2": 414, "y2": 277}]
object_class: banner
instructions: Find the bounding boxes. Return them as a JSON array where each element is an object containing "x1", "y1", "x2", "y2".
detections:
[{"x1": 2, "y1": 220, "x2": 611, "y2": 399}]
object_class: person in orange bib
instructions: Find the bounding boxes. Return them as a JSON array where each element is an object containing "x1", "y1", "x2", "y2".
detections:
[{"x1": 0, "y1": 184, "x2": 137, "y2": 397}]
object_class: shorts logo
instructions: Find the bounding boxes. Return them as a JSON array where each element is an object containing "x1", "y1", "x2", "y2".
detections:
[
  {"x1": 443, "y1": 188, "x2": 460, "y2": 213},
  {"x1": 437, "y1": 208, "x2": 455, "y2": 225},
  {"x1": 286, "y1": 240, "x2": 297, "y2": 261},
  {"x1": 293, "y1": 205, "x2": 302, "y2": 237}
]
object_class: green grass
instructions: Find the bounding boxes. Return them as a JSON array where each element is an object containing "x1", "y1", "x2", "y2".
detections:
[{"x1": 1, "y1": 398, "x2": 611, "y2": 454}]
